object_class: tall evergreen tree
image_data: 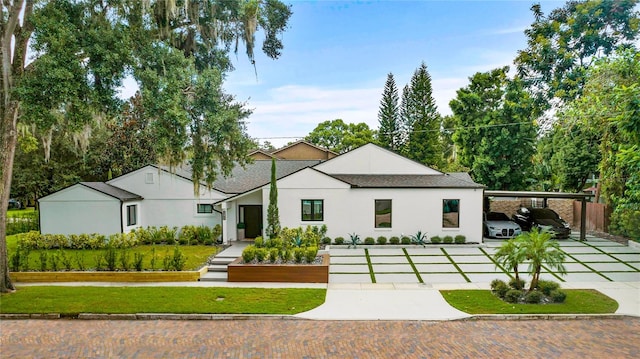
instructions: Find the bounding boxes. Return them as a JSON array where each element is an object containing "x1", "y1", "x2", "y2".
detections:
[
  {"x1": 403, "y1": 63, "x2": 443, "y2": 167},
  {"x1": 377, "y1": 73, "x2": 401, "y2": 151},
  {"x1": 398, "y1": 84, "x2": 412, "y2": 152},
  {"x1": 266, "y1": 158, "x2": 281, "y2": 239}
]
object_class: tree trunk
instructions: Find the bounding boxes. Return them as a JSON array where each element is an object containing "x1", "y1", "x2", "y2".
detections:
[{"x1": 0, "y1": 102, "x2": 19, "y2": 292}]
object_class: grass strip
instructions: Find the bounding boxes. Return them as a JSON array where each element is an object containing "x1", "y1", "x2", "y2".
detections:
[
  {"x1": 0, "y1": 286, "x2": 326, "y2": 315},
  {"x1": 402, "y1": 248, "x2": 423, "y2": 283},
  {"x1": 441, "y1": 289, "x2": 618, "y2": 314},
  {"x1": 440, "y1": 248, "x2": 471, "y2": 283},
  {"x1": 364, "y1": 249, "x2": 376, "y2": 283},
  {"x1": 559, "y1": 249, "x2": 613, "y2": 282},
  {"x1": 479, "y1": 247, "x2": 513, "y2": 280}
]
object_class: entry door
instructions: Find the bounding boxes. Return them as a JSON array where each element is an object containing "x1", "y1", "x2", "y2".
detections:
[{"x1": 241, "y1": 205, "x2": 263, "y2": 238}]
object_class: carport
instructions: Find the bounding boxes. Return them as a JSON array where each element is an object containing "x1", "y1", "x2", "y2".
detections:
[{"x1": 484, "y1": 190, "x2": 594, "y2": 241}]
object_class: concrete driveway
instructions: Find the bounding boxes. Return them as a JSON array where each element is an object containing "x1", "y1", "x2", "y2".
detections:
[{"x1": 328, "y1": 234, "x2": 640, "y2": 285}]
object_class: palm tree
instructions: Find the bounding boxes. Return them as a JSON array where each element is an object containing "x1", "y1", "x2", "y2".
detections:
[
  {"x1": 494, "y1": 238, "x2": 526, "y2": 283},
  {"x1": 519, "y1": 228, "x2": 567, "y2": 291}
]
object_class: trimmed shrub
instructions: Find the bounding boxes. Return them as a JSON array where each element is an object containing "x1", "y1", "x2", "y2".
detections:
[
  {"x1": 525, "y1": 290, "x2": 543, "y2": 304},
  {"x1": 490, "y1": 279, "x2": 510, "y2": 299},
  {"x1": 504, "y1": 289, "x2": 523, "y2": 303},
  {"x1": 443, "y1": 235, "x2": 453, "y2": 244},
  {"x1": 364, "y1": 237, "x2": 375, "y2": 245},
  {"x1": 389, "y1": 236, "x2": 400, "y2": 245},
  {"x1": 430, "y1": 236, "x2": 442, "y2": 244},
  {"x1": 509, "y1": 277, "x2": 526, "y2": 290},
  {"x1": 281, "y1": 248, "x2": 292, "y2": 262},
  {"x1": 401, "y1": 236, "x2": 411, "y2": 245},
  {"x1": 105, "y1": 246, "x2": 118, "y2": 271},
  {"x1": 255, "y1": 248, "x2": 268, "y2": 262},
  {"x1": 38, "y1": 252, "x2": 48, "y2": 271},
  {"x1": 376, "y1": 236, "x2": 387, "y2": 245},
  {"x1": 59, "y1": 250, "x2": 73, "y2": 271},
  {"x1": 254, "y1": 236, "x2": 264, "y2": 248},
  {"x1": 454, "y1": 235, "x2": 466, "y2": 244},
  {"x1": 120, "y1": 249, "x2": 132, "y2": 271},
  {"x1": 305, "y1": 247, "x2": 318, "y2": 263},
  {"x1": 551, "y1": 289, "x2": 567, "y2": 303},
  {"x1": 334, "y1": 237, "x2": 344, "y2": 245},
  {"x1": 293, "y1": 248, "x2": 305, "y2": 263},
  {"x1": 269, "y1": 248, "x2": 280, "y2": 263},
  {"x1": 242, "y1": 245, "x2": 256, "y2": 263},
  {"x1": 322, "y1": 237, "x2": 331, "y2": 245},
  {"x1": 134, "y1": 253, "x2": 144, "y2": 271},
  {"x1": 537, "y1": 280, "x2": 560, "y2": 296}
]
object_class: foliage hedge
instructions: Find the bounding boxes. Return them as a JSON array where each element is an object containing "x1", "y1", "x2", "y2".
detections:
[{"x1": 242, "y1": 225, "x2": 322, "y2": 264}]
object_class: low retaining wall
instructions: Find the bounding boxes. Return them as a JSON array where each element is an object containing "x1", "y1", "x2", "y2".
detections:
[
  {"x1": 10, "y1": 269, "x2": 204, "y2": 283},
  {"x1": 227, "y1": 254, "x2": 329, "y2": 283}
]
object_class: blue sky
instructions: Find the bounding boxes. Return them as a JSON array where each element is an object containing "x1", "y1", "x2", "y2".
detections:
[{"x1": 223, "y1": 0, "x2": 566, "y2": 147}]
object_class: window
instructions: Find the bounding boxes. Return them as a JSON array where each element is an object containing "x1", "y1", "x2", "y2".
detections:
[
  {"x1": 197, "y1": 204, "x2": 213, "y2": 214},
  {"x1": 442, "y1": 199, "x2": 459, "y2": 228},
  {"x1": 375, "y1": 199, "x2": 392, "y2": 228},
  {"x1": 127, "y1": 205, "x2": 137, "y2": 226},
  {"x1": 301, "y1": 200, "x2": 323, "y2": 221},
  {"x1": 145, "y1": 173, "x2": 154, "y2": 184}
]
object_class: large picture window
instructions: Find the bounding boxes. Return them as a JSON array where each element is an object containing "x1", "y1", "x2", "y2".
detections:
[
  {"x1": 442, "y1": 199, "x2": 459, "y2": 228},
  {"x1": 375, "y1": 199, "x2": 392, "y2": 228},
  {"x1": 127, "y1": 205, "x2": 137, "y2": 226},
  {"x1": 197, "y1": 204, "x2": 213, "y2": 213},
  {"x1": 301, "y1": 200, "x2": 323, "y2": 221}
]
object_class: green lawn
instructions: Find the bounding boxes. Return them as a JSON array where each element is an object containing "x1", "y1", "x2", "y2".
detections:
[
  {"x1": 7, "y1": 234, "x2": 222, "y2": 271},
  {"x1": 7, "y1": 207, "x2": 36, "y2": 217},
  {"x1": 441, "y1": 289, "x2": 619, "y2": 314},
  {"x1": 0, "y1": 286, "x2": 326, "y2": 315}
]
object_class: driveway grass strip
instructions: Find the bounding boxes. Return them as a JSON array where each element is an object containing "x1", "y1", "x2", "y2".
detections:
[
  {"x1": 576, "y1": 241, "x2": 640, "y2": 272},
  {"x1": 402, "y1": 248, "x2": 424, "y2": 283},
  {"x1": 539, "y1": 264, "x2": 566, "y2": 282},
  {"x1": 0, "y1": 287, "x2": 326, "y2": 315},
  {"x1": 479, "y1": 247, "x2": 513, "y2": 279},
  {"x1": 440, "y1": 248, "x2": 471, "y2": 283},
  {"x1": 364, "y1": 249, "x2": 376, "y2": 283},
  {"x1": 560, "y1": 250, "x2": 613, "y2": 282}
]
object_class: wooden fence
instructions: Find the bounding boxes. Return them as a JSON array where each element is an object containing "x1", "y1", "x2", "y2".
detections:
[{"x1": 573, "y1": 201, "x2": 611, "y2": 232}]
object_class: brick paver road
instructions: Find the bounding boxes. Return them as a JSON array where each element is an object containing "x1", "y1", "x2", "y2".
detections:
[{"x1": 2, "y1": 318, "x2": 639, "y2": 358}]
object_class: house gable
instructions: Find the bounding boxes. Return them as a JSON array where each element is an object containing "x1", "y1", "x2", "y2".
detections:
[
  {"x1": 314, "y1": 143, "x2": 442, "y2": 175},
  {"x1": 272, "y1": 140, "x2": 337, "y2": 160},
  {"x1": 39, "y1": 183, "x2": 120, "y2": 203},
  {"x1": 275, "y1": 168, "x2": 351, "y2": 190}
]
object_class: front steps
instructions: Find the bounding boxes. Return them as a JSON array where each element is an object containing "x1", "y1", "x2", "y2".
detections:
[{"x1": 199, "y1": 255, "x2": 238, "y2": 282}]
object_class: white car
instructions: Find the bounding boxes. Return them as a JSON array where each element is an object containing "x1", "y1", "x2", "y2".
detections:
[{"x1": 483, "y1": 212, "x2": 522, "y2": 239}]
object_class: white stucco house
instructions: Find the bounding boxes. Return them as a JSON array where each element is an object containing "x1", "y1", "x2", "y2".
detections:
[{"x1": 39, "y1": 143, "x2": 485, "y2": 242}]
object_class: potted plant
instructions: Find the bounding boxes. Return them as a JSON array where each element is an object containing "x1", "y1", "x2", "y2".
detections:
[{"x1": 237, "y1": 222, "x2": 245, "y2": 241}]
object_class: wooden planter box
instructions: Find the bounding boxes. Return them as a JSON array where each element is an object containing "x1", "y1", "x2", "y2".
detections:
[
  {"x1": 227, "y1": 254, "x2": 329, "y2": 283},
  {"x1": 10, "y1": 269, "x2": 204, "y2": 283}
]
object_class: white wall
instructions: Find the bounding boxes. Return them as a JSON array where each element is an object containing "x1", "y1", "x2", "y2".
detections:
[
  {"x1": 108, "y1": 166, "x2": 224, "y2": 229},
  {"x1": 39, "y1": 185, "x2": 122, "y2": 235},
  {"x1": 315, "y1": 143, "x2": 441, "y2": 175},
  {"x1": 275, "y1": 169, "x2": 483, "y2": 242}
]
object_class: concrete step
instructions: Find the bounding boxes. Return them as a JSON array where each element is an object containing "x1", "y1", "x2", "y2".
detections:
[
  {"x1": 209, "y1": 257, "x2": 237, "y2": 265},
  {"x1": 207, "y1": 264, "x2": 228, "y2": 272},
  {"x1": 199, "y1": 271, "x2": 227, "y2": 282}
]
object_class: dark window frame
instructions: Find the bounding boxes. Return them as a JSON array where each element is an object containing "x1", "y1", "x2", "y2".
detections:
[
  {"x1": 374, "y1": 199, "x2": 392, "y2": 228},
  {"x1": 126, "y1": 204, "x2": 137, "y2": 226},
  {"x1": 442, "y1": 199, "x2": 460, "y2": 228},
  {"x1": 197, "y1": 203, "x2": 213, "y2": 214},
  {"x1": 301, "y1": 199, "x2": 324, "y2": 221}
]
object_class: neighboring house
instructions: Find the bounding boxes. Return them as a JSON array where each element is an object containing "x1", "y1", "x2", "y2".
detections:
[
  {"x1": 39, "y1": 143, "x2": 484, "y2": 242},
  {"x1": 249, "y1": 140, "x2": 338, "y2": 161},
  {"x1": 218, "y1": 143, "x2": 485, "y2": 243}
]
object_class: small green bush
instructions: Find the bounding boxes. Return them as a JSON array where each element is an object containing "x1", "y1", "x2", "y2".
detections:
[
  {"x1": 376, "y1": 236, "x2": 387, "y2": 245},
  {"x1": 389, "y1": 236, "x2": 400, "y2": 244},
  {"x1": 322, "y1": 237, "x2": 331, "y2": 245},
  {"x1": 255, "y1": 248, "x2": 268, "y2": 262},
  {"x1": 305, "y1": 247, "x2": 318, "y2": 263},
  {"x1": 254, "y1": 236, "x2": 264, "y2": 248},
  {"x1": 490, "y1": 279, "x2": 510, "y2": 299},
  {"x1": 364, "y1": 237, "x2": 375, "y2": 245},
  {"x1": 509, "y1": 278, "x2": 526, "y2": 290},
  {"x1": 537, "y1": 280, "x2": 560, "y2": 296},
  {"x1": 38, "y1": 252, "x2": 48, "y2": 271},
  {"x1": 551, "y1": 289, "x2": 567, "y2": 303},
  {"x1": 443, "y1": 235, "x2": 453, "y2": 244},
  {"x1": 269, "y1": 248, "x2": 280, "y2": 263},
  {"x1": 242, "y1": 245, "x2": 256, "y2": 263},
  {"x1": 281, "y1": 248, "x2": 292, "y2": 262},
  {"x1": 59, "y1": 250, "x2": 73, "y2": 271},
  {"x1": 401, "y1": 236, "x2": 411, "y2": 244},
  {"x1": 334, "y1": 237, "x2": 344, "y2": 245},
  {"x1": 293, "y1": 248, "x2": 305, "y2": 263},
  {"x1": 504, "y1": 289, "x2": 523, "y2": 303},
  {"x1": 119, "y1": 249, "x2": 132, "y2": 271},
  {"x1": 134, "y1": 253, "x2": 144, "y2": 271},
  {"x1": 104, "y1": 246, "x2": 118, "y2": 271},
  {"x1": 168, "y1": 246, "x2": 187, "y2": 271},
  {"x1": 454, "y1": 235, "x2": 466, "y2": 244},
  {"x1": 50, "y1": 252, "x2": 60, "y2": 271},
  {"x1": 430, "y1": 236, "x2": 442, "y2": 244},
  {"x1": 525, "y1": 290, "x2": 543, "y2": 304}
]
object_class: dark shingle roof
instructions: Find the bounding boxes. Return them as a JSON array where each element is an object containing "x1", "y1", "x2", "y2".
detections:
[
  {"x1": 329, "y1": 174, "x2": 484, "y2": 189},
  {"x1": 213, "y1": 160, "x2": 321, "y2": 193},
  {"x1": 80, "y1": 182, "x2": 142, "y2": 201}
]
